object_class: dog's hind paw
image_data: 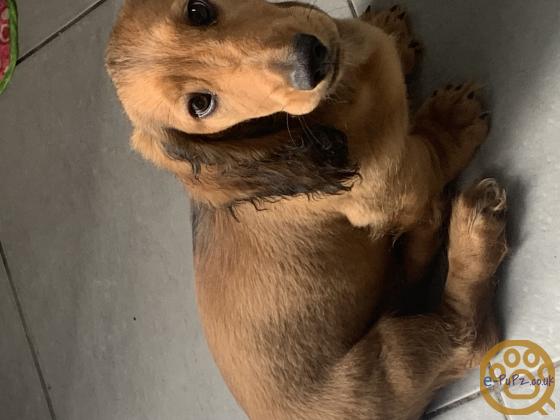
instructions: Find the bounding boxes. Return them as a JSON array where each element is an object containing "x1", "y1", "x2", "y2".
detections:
[{"x1": 449, "y1": 178, "x2": 508, "y2": 280}]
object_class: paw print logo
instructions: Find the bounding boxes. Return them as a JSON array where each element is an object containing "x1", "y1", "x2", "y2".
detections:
[{"x1": 480, "y1": 340, "x2": 556, "y2": 415}]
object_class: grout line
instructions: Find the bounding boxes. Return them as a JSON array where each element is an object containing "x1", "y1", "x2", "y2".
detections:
[
  {"x1": 346, "y1": 0, "x2": 358, "y2": 18},
  {"x1": 0, "y1": 241, "x2": 58, "y2": 420},
  {"x1": 426, "y1": 362, "x2": 493, "y2": 417},
  {"x1": 485, "y1": 360, "x2": 509, "y2": 419},
  {"x1": 424, "y1": 391, "x2": 481, "y2": 418},
  {"x1": 16, "y1": 0, "x2": 109, "y2": 65},
  {"x1": 491, "y1": 386, "x2": 509, "y2": 420}
]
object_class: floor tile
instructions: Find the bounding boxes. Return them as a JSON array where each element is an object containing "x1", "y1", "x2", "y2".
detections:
[
  {"x1": 428, "y1": 396, "x2": 505, "y2": 420},
  {"x1": 0, "y1": 250, "x2": 52, "y2": 420},
  {"x1": 16, "y1": 0, "x2": 101, "y2": 57},
  {"x1": 427, "y1": 369, "x2": 480, "y2": 412},
  {"x1": 349, "y1": 0, "x2": 370, "y2": 16},
  {"x1": 316, "y1": 0, "x2": 354, "y2": 18},
  {"x1": 0, "y1": 1, "x2": 244, "y2": 419}
]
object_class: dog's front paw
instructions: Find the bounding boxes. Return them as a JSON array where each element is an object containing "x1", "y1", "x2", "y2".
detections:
[
  {"x1": 416, "y1": 83, "x2": 488, "y2": 137},
  {"x1": 417, "y1": 83, "x2": 490, "y2": 146},
  {"x1": 362, "y1": 5, "x2": 421, "y2": 75},
  {"x1": 414, "y1": 83, "x2": 490, "y2": 180}
]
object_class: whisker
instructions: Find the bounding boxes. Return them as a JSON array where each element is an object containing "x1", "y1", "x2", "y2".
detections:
[
  {"x1": 298, "y1": 116, "x2": 326, "y2": 148},
  {"x1": 286, "y1": 113, "x2": 297, "y2": 147}
]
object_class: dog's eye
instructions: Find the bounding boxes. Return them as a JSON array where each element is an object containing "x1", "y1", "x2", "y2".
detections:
[
  {"x1": 185, "y1": 0, "x2": 217, "y2": 26},
  {"x1": 188, "y1": 93, "x2": 216, "y2": 119}
]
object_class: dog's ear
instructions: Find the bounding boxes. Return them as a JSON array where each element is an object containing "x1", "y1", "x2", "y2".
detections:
[
  {"x1": 141, "y1": 117, "x2": 359, "y2": 208},
  {"x1": 217, "y1": 123, "x2": 360, "y2": 208},
  {"x1": 130, "y1": 127, "x2": 188, "y2": 175}
]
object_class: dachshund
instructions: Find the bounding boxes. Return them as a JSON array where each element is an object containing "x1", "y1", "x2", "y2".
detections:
[{"x1": 106, "y1": 1, "x2": 508, "y2": 419}]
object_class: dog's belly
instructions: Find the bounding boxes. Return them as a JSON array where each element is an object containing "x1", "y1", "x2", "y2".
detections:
[{"x1": 194, "y1": 206, "x2": 393, "y2": 417}]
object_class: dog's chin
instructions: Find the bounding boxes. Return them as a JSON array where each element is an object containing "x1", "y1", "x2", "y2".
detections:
[
  {"x1": 284, "y1": 93, "x2": 323, "y2": 116},
  {"x1": 284, "y1": 78, "x2": 337, "y2": 116}
]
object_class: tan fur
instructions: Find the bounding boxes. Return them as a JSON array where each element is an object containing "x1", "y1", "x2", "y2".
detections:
[{"x1": 106, "y1": 2, "x2": 508, "y2": 419}]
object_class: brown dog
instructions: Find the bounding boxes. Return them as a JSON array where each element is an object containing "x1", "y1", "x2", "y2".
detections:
[{"x1": 106, "y1": 1, "x2": 508, "y2": 419}]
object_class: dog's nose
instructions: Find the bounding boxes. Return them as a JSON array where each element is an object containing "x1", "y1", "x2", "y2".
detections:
[{"x1": 291, "y1": 33, "x2": 330, "y2": 91}]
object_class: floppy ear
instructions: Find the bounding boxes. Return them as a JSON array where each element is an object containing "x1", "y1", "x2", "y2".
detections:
[
  {"x1": 212, "y1": 123, "x2": 359, "y2": 208},
  {"x1": 130, "y1": 127, "x2": 189, "y2": 175},
  {"x1": 132, "y1": 116, "x2": 359, "y2": 208}
]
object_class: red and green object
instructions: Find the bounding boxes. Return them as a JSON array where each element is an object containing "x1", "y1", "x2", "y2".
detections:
[{"x1": 0, "y1": 0, "x2": 17, "y2": 94}]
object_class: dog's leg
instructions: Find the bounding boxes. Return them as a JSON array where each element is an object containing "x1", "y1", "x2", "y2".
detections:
[
  {"x1": 308, "y1": 180, "x2": 507, "y2": 420},
  {"x1": 361, "y1": 5, "x2": 421, "y2": 76},
  {"x1": 399, "y1": 196, "x2": 446, "y2": 285},
  {"x1": 396, "y1": 86, "x2": 490, "y2": 284},
  {"x1": 442, "y1": 178, "x2": 507, "y2": 366},
  {"x1": 413, "y1": 83, "x2": 490, "y2": 184}
]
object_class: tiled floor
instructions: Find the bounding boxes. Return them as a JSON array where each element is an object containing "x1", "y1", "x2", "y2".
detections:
[{"x1": 0, "y1": 0, "x2": 558, "y2": 419}]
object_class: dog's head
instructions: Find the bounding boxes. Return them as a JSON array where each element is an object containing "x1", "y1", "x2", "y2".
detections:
[{"x1": 106, "y1": 0, "x2": 356, "y2": 207}]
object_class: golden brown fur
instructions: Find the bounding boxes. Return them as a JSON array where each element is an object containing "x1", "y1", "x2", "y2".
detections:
[{"x1": 106, "y1": 2, "x2": 508, "y2": 419}]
